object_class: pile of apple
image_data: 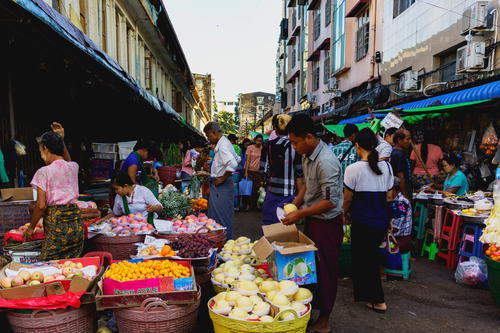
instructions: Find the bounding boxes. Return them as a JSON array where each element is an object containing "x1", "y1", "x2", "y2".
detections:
[
  {"x1": 8, "y1": 219, "x2": 44, "y2": 236},
  {"x1": 171, "y1": 213, "x2": 224, "y2": 234},
  {"x1": 104, "y1": 213, "x2": 155, "y2": 235},
  {"x1": 0, "y1": 262, "x2": 94, "y2": 289}
]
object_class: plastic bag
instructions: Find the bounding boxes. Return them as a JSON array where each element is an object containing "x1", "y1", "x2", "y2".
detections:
[
  {"x1": 14, "y1": 140, "x2": 26, "y2": 156},
  {"x1": 455, "y1": 256, "x2": 487, "y2": 286},
  {"x1": 239, "y1": 178, "x2": 253, "y2": 196},
  {"x1": 257, "y1": 187, "x2": 266, "y2": 206},
  {"x1": 480, "y1": 123, "x2": 498, "y2": 156}
]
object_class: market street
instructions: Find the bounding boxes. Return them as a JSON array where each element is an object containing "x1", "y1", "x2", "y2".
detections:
[{"x1": 229, "y1": 211, "x2": 500, "y2": 333}]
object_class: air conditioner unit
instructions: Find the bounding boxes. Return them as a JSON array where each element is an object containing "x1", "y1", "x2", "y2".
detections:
[
  {"x1": 307, "y1": 92, "x2": 316, "y2": 103},
  {"x1": 398, "y1": 70, "x2": 419, "y2": 92},
  {"x1": 456, "y1": 42, "x2": 486, "y2": 73},
  {"x1": 327, "y1": 77, "x2": 338, "y2": 90},
  {"x1": 462, "y1": 1, "x2": 489, "y2": 34}
]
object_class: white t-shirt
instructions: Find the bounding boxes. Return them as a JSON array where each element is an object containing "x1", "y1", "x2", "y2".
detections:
[
  {"x1": 211, "y1": 136, "x2": 238, "y2": 178},
  {"x1": 344, "y1": 160, "x2": 394, "y2": 227},
  {"x1": 376, "y1": 136, "x2": 393, "y2": 160},
  {"x1": 113, "y1": 185, "x2": 161, "y2": 217}
]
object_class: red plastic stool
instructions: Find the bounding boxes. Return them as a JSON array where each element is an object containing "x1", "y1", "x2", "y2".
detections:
[
  {"x1": 84, "y1": 251, "x2": 113, "y2": 267},
  {"x1": 437, "y1": 209, "x2": 462, "y2": 269}
]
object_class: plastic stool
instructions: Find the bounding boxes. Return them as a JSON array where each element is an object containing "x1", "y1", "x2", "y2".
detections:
[
  {"x1": 413, "y1": 201, "x2": 428, "y2": 240},
  {"x1": 420, "y1": 228, "x2": 438, "y2": 260},
  {"x1": 458, "y1": 224, "x2": 485, "y2": 263},
  {"x1": 385, "y1": 252, "x2": 412, "y2": 280},
  {"x1": 437, "y1": 209, "x2": 462, "y2": 269},
  {"x1": 84, "y1": 251, "x2": 113, "y2": 266}
]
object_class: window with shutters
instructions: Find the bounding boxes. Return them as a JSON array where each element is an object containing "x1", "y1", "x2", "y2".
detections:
[
  {"x1": 325, "y1": 0, "x2": 332, "y2": 27},
  {"x1": 393, "y1": 0, "x2": 415, "y2": 18},
  {"x1": 145, "y1": 57, "x2": 152, "y2": 91},
  {"x1": 292, "y1": 46, "x2": 297, "y2": 68},
  {"x1": 332, "y1": 0, "x2": 346, "y2": 72},
  {"x1": 313, "y1": 9, "x2": 321, "y2": 41},
  {"x1": 355, "y1": 8, "x2": 369, "y2": 61},
  {"x1": 291, "y1": 83, "x2": 296, "y2": 106},
  {"x1": 98, "y1": 0, "x2": 106, "y2": 51},
  {"x1": 312, "y1": 60, "x2": 320, "y2": 91},
  {"x1": 79, "y1": 0, "x2": 87, "y2": 33},
  {"x1": 323, "y1": 50, "x2": 331, "y2": 84}
]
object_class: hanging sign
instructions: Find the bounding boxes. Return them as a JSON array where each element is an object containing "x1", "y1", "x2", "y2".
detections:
[{"x1": 380, "y1": 112, "x2": 404, "y2": 130}]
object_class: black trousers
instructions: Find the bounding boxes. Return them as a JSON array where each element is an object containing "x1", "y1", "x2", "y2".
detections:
[{"x1": 351, "y1": 222, "x2": 387, "y2": 304}]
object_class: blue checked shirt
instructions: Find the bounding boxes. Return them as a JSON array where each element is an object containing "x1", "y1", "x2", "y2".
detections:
[
  {"x1": 391, "y1": 192, "x2": 413, "y2": 237},
  {"x1": 331, "y1": 140, "x2": 360, "y2": 175}
]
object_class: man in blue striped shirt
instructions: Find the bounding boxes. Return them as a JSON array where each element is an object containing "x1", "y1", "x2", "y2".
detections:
[{"x1": 331, "y1": 124, "x2": 360, "y2": 175}]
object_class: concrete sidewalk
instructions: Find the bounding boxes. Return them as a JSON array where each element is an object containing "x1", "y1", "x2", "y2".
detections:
[{"x1": 232, "y1": 211, "x2": 500, "y2": 333}]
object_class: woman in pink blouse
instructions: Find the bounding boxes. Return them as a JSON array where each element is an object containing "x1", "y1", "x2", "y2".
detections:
[
  {"x1": 243, "y1": 135, "x2": 264, "y2": 211},
  {"x1": 24, "y1": 123, "x2": 84, "y2": 260}
]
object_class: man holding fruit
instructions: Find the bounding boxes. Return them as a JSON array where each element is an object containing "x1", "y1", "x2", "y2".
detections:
[{"x1": 282, "y1": 114, "x2": 343, "y2": 333}]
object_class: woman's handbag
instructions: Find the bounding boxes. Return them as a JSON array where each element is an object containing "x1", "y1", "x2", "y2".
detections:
[
  {"x1": 239, "y1": 178, "x2": 253, "y2": 196},
  {"x1": 379, "y1": 231, "x2": 402, "y2": 269}
]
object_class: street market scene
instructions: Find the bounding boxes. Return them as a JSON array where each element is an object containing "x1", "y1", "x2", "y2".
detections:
[{"x1": 0, "y1": 0, "x2": 500, "y2": 332}]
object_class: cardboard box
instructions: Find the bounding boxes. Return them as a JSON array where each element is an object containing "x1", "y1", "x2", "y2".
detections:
[
  {"x1": 0, "y1": 257, "x2": 102, "y2": 301},
  {"x1": 253, "y1": 224, "x2": 318, "y2": 285},
  {"x1": 0, "y1": 188, "x2": 34, "y2": 201},
  {"x1": 102, "y1": 259, "x2": 194, "y2": 295}
]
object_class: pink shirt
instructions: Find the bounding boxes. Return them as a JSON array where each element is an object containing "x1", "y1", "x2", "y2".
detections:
[
  {"x1": 410, "y1": 144, "x2": 443, "y2": 176},
  {"x1": 245, "y1": 145, "x2": 262, "y2": 172},
  {"x1": 31, "y1": 159, "x2": 80, "y2": 206}
]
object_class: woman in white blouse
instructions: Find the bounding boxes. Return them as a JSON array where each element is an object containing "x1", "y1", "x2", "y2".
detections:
[{"x1": 111, "y1": 173, "x2": 162, "y2": 222}]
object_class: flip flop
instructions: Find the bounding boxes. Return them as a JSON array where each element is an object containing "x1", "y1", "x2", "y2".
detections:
[{"x1": 366, "y1": 303, "x2": 387, "y2": 314}]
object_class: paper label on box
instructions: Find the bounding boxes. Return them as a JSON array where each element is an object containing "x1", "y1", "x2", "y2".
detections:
[{"x1": 275, "y1": 251, "x2": 317, "y2": 285}]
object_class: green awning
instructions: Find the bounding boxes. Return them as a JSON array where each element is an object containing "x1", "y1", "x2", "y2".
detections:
[
  {"x1": 323, "y1": 123, "x2": 372, "y2": 136},
  {"x1": 249, "y1": 131, "x2": 270, "y2": 140}
]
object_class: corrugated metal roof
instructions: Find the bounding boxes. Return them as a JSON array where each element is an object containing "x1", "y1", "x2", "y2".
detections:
[{"x1": 395, "y1": 80, "x2": 500, "y2": 110}]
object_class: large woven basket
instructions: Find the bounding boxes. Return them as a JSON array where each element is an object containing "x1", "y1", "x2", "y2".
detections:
[
  {"x1": 114, "y1": 287, "x2": 201, "y2": 333},
  {"x1": 79, "y1": 208, "x2": 101, "y2": 222},
  {"x1": 7, "y1": 305, "x2": 96, "y2": 333},
  {"x1": 91, "y1": 234, "x2": 144, "y2": 260},
  {"x1": 208, "y1": 299, "x2": 310, "y2": 333},
  {"x1": 156, "y1": 227, "x2": 227, "y2": 251}
]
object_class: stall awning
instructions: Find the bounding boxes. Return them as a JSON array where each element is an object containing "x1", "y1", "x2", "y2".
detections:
[
  {"x1": 249, "y1": 131, "x2": 270, "y2": 140},
  {"x1": 13, "y1": 0, "x2": 205, "y2": 143},
  {"x1": 392, "y1": 80, "x2": 500, "y2": 110},
  {"x1": 323, "y1": 123, "x2": 372, "y2": 137},
  {"x1": 338, "y1": 113, "x2": 386, "y2": 124}
]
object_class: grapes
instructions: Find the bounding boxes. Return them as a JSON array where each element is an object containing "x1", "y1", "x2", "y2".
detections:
[{"x1": 170, "y1": 234, "x2": 216, "y2": 258}]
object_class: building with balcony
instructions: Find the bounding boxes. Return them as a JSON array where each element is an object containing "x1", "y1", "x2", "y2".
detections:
[{"x1": 236, "y1": 92, "x2": 275, "y2": 137}]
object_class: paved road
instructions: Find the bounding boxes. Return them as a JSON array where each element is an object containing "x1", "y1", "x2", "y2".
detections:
[{"x1": 227, "y1": 211, "x2": 500, "y2": 333}]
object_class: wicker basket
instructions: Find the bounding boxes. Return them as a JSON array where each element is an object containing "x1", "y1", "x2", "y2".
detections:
[
  {"x1": 91, "y1": 234, "x2": 144, "y2": 260},
  {"x1": 195, "y1": 263, "x2": 216, "y2": 285},
  {"x1": 7, "y1": 305, "x2": 96, "y2": 333},
  {"x1": 158, "y1": 166, "x2": 178, "y2": 186},
  {"x1": 79, "y1": 208, "x2": 101, "y2": 222},
  {"x1": 156, "y1": 227, "x2": 227, "y2": 251},
  {"x1": 208, "y1": 299, "x2": 310, "y2": 333},
  {"x1": 114, "y1": 288, "x2": 201, "y2": 333}
]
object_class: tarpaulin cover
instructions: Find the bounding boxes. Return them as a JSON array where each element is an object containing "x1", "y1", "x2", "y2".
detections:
[
  {"x1": 4, "y1": 232, "x2": 44, "y2": 246},
  {"x1": 323, "y1": 123, "x2": 372, "y2": 137},
  {"x1": 0, "y1": 291, "x2": 85, "y2": 310},
  {"x1": 338, "y1": 114, "x2": 386, "y2": 124}
]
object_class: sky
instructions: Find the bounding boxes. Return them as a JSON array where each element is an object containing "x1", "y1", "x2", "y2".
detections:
[{"x1": 163, "y1": 0, "x2": 282, "y2": 102}]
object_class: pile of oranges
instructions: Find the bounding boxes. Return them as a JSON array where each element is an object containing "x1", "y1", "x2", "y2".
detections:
[
  {"x1": 486, "y1": 245, "x2": 500, "y2": 262},
  {"x1": 191, "y1": 198, "x2": 208, "y2": 211},
  {"x1": 104, "y1": 260, "x2": 191, "y2": 282},
  {"x1": 161, "y1": 245, "x2": 176, "y2": 257}
]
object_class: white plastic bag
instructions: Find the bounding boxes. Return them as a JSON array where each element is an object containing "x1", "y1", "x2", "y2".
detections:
[{"x1": 455, "y1": 256, "x2": 487, "y2": 286}]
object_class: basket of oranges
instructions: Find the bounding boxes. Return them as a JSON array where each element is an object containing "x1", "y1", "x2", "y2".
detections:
[{"x1": 191, "y1": 198, "x2": 208, "y2": 212}]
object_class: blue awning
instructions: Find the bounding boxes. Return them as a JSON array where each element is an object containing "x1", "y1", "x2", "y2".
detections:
[{"x1": 394, "y1": 80, "x2": 500, "y2": 110}]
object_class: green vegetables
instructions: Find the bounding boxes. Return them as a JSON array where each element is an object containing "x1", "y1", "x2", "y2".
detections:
[
  {"x1": 158, "y1": 190, "x2": 191, "y2": 219},
  {"x1": 163, "y1": 143, "x2": 182, "y2": 166}
]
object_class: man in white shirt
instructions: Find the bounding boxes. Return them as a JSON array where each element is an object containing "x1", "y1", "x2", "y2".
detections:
[
  {"x1": 204, "y1": 122, "x2": 238, "y2": 239},
  {"x1": 376, "y1": 127, "x2": 397, "y2": 161}
]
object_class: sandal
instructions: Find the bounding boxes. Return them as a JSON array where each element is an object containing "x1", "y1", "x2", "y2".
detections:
[{"x1": 366, "y1": 303, "x2": 387, "y2": 314}]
